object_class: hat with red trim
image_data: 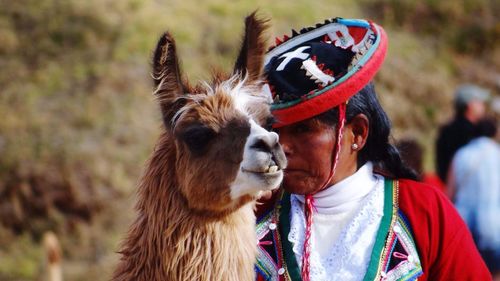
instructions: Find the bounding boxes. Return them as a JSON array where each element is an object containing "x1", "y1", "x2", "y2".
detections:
[{"x1": 264, "y1": 17, "x2": 388, "y2": 128}]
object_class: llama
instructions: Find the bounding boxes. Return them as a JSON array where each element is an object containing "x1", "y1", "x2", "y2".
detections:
[
  {"x1": 112, "y1": 13, "x2": 286, "y2": 281},
  {"x1": 43, "y1": 231, "x2": 63, "y2": 281}
]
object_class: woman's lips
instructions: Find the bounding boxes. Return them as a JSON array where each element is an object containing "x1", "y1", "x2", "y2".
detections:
[{"x1": 284, "y1": 168, "x2": 307, "y2": 174}]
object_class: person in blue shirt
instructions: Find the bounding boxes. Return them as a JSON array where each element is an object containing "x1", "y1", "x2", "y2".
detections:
[{"x1": 449, "y1": 117, "x2": 500, "y2": 278}]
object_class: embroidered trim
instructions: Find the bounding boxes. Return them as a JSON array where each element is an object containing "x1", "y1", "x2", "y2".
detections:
[
  {"x1": 301, "y1": 58, "x2": 335, "y2": 86},
  {"x1": 256, "y1": 211, "x2": 278, "y2": 280},
  {"x1": 381, "y1": 213, "x2": 423, "y2": 281},
  {"x1": 363, "y1": 180, "x2": 423, "y2": 281},
  {"x1": 256, "y1": 191, "x2": 296, "y2": 281},
  {"x1": 279, "y1": 191, "x2": 302, "y2": 281},
  {"x1": 362, "y1": 179, "x2": 396, "y2": 281}
]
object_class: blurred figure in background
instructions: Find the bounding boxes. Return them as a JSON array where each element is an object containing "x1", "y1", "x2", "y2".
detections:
[
  {"x1": 436, "y1": 84, "x2": 490, "y2": 184},
  {"x1": 396, "y1": 138, "x2": 446, "y2": 193},
  {"x1": 43, "y1": 231, "x2": 63, "y2": 281},
  {"x1": 395, "y1": 138, "x2": 423, "y2": 178},
  {"x1": 449, "y1": 117, "x2": 500, "y2": 279}
]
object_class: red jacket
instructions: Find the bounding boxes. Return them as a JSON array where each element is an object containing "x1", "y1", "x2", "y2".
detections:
[{"x1": 399, "y1": 179, "x2": 491, "y2": 280}]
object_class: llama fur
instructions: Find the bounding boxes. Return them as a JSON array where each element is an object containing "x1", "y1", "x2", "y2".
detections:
[{"x1": 112, "y1": 12, "x2": 286, "y2": 281}]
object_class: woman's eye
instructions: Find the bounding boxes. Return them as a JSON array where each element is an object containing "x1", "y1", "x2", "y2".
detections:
[
  {"x1": 264, "y1": 116, "x2": 276, "y2": 131},
  {"x1": 293, "y1": 124, "x2": 311, "y2": 134},
  {"x1": 180, "y1": 125, "x2": 216, "y2": 156}
]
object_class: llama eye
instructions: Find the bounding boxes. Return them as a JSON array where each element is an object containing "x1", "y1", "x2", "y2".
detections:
[{"x1": 180, "y1": 125, "x2": 216, "y2": 156}]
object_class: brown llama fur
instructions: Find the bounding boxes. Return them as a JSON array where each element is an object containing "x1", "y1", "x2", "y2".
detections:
[{"x1": 112, "y1": 13, "x2": 286, "y2": 281}]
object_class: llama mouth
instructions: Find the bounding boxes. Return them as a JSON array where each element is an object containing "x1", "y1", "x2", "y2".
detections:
[
  {"x1": 242, "y1": 164, "x2": 281, "y2": 174},
  {"x1": 267, "y1": 165, "x2": 279, "y2": 173}
]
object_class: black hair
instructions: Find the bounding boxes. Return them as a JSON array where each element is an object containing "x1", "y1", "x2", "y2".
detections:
[
  {"x1": 316, "y1": 82, "x2": 419, "y2": 180},
  {"x1": 454, "y1": 102, "x2": 468, "y2": 118},
  {"x1": 474, "y1": 117, "x2": 497, "y2": 138}
]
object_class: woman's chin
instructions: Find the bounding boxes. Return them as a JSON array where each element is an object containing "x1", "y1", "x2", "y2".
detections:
[{"x1": 283, "y1": 176, "x2": 322, "y2": 195}]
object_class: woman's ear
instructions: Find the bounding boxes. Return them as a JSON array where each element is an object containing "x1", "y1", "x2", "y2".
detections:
[{"x1": 349, "y1": 114, "x2": 369, "y2": 151}]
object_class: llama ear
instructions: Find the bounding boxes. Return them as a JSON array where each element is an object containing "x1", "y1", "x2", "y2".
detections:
[
  {"x1": 233, "y1": 11, "x2": 269, "y2": 84},
  {"x1": 152, "y1": 32, "x2": 186, "y2": 128}
]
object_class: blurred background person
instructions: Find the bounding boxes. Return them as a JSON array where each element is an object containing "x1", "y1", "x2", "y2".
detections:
[
  {"x1": 448, "y1": 117, "x2": 500, "y2": 279},
  {"x1": 396, "y1": 138, "x2": 446, "y2": 193},
  {"x1": 435, "y1": 84, "x2": 490, "y2": 184}
]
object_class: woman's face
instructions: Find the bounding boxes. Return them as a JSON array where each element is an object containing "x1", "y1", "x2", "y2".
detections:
[{"x1": 276, "y1": 118, "x2": 357, "y2": 195}]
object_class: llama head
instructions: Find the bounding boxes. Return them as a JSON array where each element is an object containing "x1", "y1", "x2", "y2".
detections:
[{"x1": 151, "y1": 13, "x2": 286, "y2": 215}]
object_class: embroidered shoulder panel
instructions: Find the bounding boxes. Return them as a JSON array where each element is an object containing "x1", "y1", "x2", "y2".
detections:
[
  {"x1": 378, "y1": 211, "x2": 423, "y2": 281},
  {"x1": 256, "y1": 210, "x2": 280, "y2": 280}
]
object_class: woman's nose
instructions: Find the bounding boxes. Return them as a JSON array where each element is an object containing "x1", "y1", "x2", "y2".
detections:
[
  {"x1": 277, "y1": 131, "x2": 293, "y2": 156},
  {"x1": 282, "y1": 143, "x2": 292, "y2": 157}
]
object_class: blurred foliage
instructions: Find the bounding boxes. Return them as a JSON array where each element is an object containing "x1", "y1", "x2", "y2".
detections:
[
  {"x1": 0, "y1": 0, "x2": 154, "y2": 237},
  {"x1": 0, "y1": 0, "x2": 498, "y2": 280},
  {"x1": 357, "y1": 0, "x2": 499, "y2": 169},
  {"x1": 0, "y1": 232, "x2": 41, "y2": 280},
  {"x1": 359, "y1": 0, "x2": 500, "y2": 54}
]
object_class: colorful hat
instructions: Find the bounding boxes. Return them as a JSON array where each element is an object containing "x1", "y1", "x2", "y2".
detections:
[{"x1": 265, "y1": 18, "x2": 388, "y2": 127}]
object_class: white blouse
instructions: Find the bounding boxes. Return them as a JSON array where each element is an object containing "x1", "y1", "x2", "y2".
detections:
[{"x1": 289, "y1": 162, "x2": 385, "y2": 281}]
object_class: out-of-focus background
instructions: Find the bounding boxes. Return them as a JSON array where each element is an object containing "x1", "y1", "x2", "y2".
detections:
[{"x1": 0, "y1": 0, "x2": 498, "y2": 280}]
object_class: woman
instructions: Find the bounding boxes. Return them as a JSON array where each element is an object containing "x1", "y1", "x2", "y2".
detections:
[{"x1": 255, "y1": 17, "x2": 490, "y2": 281}]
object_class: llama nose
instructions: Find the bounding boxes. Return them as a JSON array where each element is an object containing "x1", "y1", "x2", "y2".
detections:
[{"x1": 250, "y1": 131, "x2": 279, "y2": 153}]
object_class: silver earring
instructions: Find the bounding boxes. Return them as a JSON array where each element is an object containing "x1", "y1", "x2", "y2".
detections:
[{"x1": 351, "y1": 143, "x2": 359, "y2": 150}]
